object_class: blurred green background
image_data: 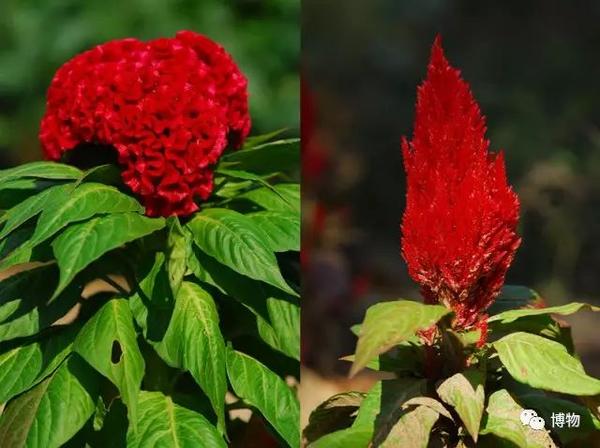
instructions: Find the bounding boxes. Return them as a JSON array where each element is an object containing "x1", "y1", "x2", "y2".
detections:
[
  {"x1": 303, "y1": 0, "x2": 600, "y2": 375},
  {"x1": 0, "y1": 0, "x2": 299, "y2": 166}
]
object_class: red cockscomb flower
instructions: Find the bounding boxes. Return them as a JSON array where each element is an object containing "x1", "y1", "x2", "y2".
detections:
[
  {"x1": 401, "y1": 36, "x2": 521, "y2": 333},
  {"x1": 39, "y1": 31, "x2": 250, "y2": 217}
]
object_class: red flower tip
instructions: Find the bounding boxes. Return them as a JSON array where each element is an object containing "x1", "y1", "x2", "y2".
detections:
[
  {"x1": 40, "y1": 31, "x2": 251, "y2": 217},
  {"x1": 401, "y1": 37, "x2": 521, "y2": 330}
]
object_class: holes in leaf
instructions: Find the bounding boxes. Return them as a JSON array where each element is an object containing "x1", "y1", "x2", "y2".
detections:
[{"x1": 111, "y1": 340, "x2": 123, "y2": 364}]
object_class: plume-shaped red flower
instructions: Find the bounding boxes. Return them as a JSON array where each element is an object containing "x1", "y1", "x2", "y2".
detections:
[{"x1": 401, "y1": 36, "x2": 521, "y2": 332}]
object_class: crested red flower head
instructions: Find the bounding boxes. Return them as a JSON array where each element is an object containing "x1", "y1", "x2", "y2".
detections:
[
  {"x1": 401, "y1": 36, "x2": 521, "y2": 331},
  {"x1": 40, "y1": 31, "x2": 250, "y2": 217}
]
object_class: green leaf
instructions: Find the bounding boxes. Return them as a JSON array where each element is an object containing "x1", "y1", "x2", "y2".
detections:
[
  {"x1": 375, "y1": 405, "x2": 439, "y2": 448},
  {"x1": 223, "y1": 138, "x2": 299, "y2": 174},
  {"x1": 309, "y1": 427, "x2": 372, "y2": 448},
  {"x1": 247, "y1": 211, "x2": 300, "y2": 252},
  {"x1": 0, "y1": 326, "x2": 75, "y2": 404},
  {"x1": 480, "y1": 389, "x2": 557, "y2": 448},
  {"x1": 487, "y1": 285, "x2": 542, "y2": 316},
  {"x1": 0, "y1": 162, "x2": 82, "y2": 186},
  {"x1": 73, "y1": 298, "x2": 145, "y2": 428},
  {"x1": 187, "y1": 208, "x2": 296, "y2": 295},
  {"x1": 0, "y1": 266, "x2": 81, "y2": 342},
  {"x1": 494, "y1": 332, "x2": 600, "y2": 395},
  {"x1": 350, "y1": 300, "x2": 450, "y2": 377},
  {"x1": 436, "y1": 369, "x2": 485, "y2": 442},
  {"x1": 226, "y1": 347, "x2": 299, "y2": 447},
  {"x1": 28, "y1": 182, "x2": 143, "y2": 247},
  {"x1": 150, "y1": 282, "x2": 227, "y2": 434},
  {"x1": 0, "y1": 356, "x2": 99, "y2": 448},
  {"x1": 240, "y1": 129, "x2": 289, "y2": 149},
  {"x1": 520, "y1": 394, "x2": 600, "y2": 444},
  {"x1": 51, "y1": 212, "x2": 165, "y2": 298},
  {"x1": 166, "y1": 217, "x2": 191, "y2": 297},
  {"x1": 239, "y1": 183, "x2": 300, "y2": 214},
  {"x1": 126, "y1": 391, "x2": 226, "y2": 448},
  {"x1": 304, "y1": 392, "x2": 366, "y2": 444},
  {"x1": 488, "y1": 302, "x2": 600, "y2": 324},
  {"x1": 352, "y1": 379, "x2": 426, "y2": 432},
  {"x1": 0, "y1": 184, "x2": 67, "y2": 239},
  {"x1": 189, "y1": 249, "x2": 299, "y2": 359}
]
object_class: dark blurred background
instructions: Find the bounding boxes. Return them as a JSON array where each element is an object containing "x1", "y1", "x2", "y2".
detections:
[
  {"x1": 301, "y1": 0, "x2": 600, "y2": 411},
  {"x1": 0, "y1": 0, "x2": 299, "y2": 166}
]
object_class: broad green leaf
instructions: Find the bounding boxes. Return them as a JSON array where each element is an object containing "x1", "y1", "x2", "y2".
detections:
[
  {"x1": 0, "y1": 356, "x2": 99, "y2": 448},
  {"x1": 126, "y1": 391, "x2": 225, "y2": 448},
  {"x1": 350, "y1": 300, "x2": 450, "y2": 377},
  {"x1": 304, "y1": 392, "x2": 366, "y2": 444},
  {"x1": 29, "y1": 182, "x2": 143, "y2": 247},
  {"x1": 494, "y1": 332, "x2": 600, "y2": 395},
  {"x1": 436, "y1": 370, "x2": 485, "y2": 442},
  {"x1": 375, "y1": 405, "x2": 439, "y2": 448},
  {"x1": 520, "y1": 394, "x2": 600, "y2": 444},
  {"x1": 0, "y1": 325, "x2": 75, "y2": 404},
  {"x1": 247, "y1": 211, "x2": 300, "y2": 252},
  {"x1": 0, "y1": 179, "x2": 64, "y2": 210},
  {"x1": 0, "y1": 184, "x2": 67, "y2": 238},
  {"x1": 187, "y1": 208, "x2": 296, "y2": 296},
  {"x1": 149, "y1": 282, "x2": 227, "y2": 434},
  {"x1": 489, "y1": 302, "x2": 600, "y2": 324},
  {"x1": 51, "y1": 212, "x2": 165, "y2": 298},
  {"x1": 73, "y1": 298, "x2": 145, "y2": 427},
  {"x1": 352, "y1": 379, "x2": 426, "y2": 432},
  {"x1": 239, "y1": 183, "x2": 300, "y2": 214},
  {"x1": 402, "y1": 397, "x2": 454, "y2": 422},
  {"x1": 257, "y1": 295, "x2": 300, "y2": 360},
  {"x1": 223, "y1": 138, "x2": 299, "y2": 174},
  {"x1": 487, "y1": 285, "x2": 542, "y2": 316},
  {"x1": 226, "y1": 348, "x2": 299, "y2": 447},
  {"x1": 0, "y1": 266, "x2": 80, "y2": 342},
  {"x1": 0, "y1": 162, "x2": 82, "y2": 186},
  {"x1": 165, "y1": 218, "x2": 191, "y2": 298},
  {"x1": 309, "y1": 426, "x2": 372, "y2": 448},
  {"x1": 188, "y1": 249, "x2": 299, "y2": 359},
  {"x1": 480, "y1": 389, "x2": 557, "y2": 448}
]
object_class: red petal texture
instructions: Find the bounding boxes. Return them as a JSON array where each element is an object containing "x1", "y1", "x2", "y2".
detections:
[
  {"x1": 39, "y1": 31, "x2": 250, "y2": 217},
  {"x1": 401, "y1": 36, "x2": 521, "y2": 330}
]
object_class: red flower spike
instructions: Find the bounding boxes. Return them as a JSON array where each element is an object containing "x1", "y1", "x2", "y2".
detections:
[
  {"x1": 401, "y1": 36, "x2": 521, "y2": 331},
  {"x1": 40, "y1": 31, "x2": 251, "y2": 217}
]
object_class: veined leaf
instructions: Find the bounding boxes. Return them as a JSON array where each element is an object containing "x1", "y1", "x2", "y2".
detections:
[
  {"x1": 165, "y1": 217, "x2": 191, "y2": 298},
  {"x1": 0, "y1": 162, "x2": 82, "y2": 186},
  {"x1": 73, "y1": 298, "x2": 145, "y2": 428},
  {"x1": 240, "y1": 129, "x2": 289, "y2": 149},
  {"x1": 126, "y1": 391, "x2": 226, "y2": 448},
  {"x1": 0, "y1": 184, "x2": 68, "y2": 238},
  {"x1": 51, "y1": 212, "x2": 165, "y2": 298},
  {"x1": 222, "y1": 138, "x2": 299, "y2": 174},
  {"x1": 350, "y1": 300, "x2": 450, "y2": 377},
  {"x1": 488, "y1": 302, "x2": 600, "y2": 324},
  {"x1": 304, "y1": 392, "x2": 366, "y2": 444},
  {"x1": 480, "y1": 389, "x2": 557, "y2": 448},
  {"x1": 436, "y1": 369, "x2": 485, "y2": 442},
  {"x1": 375, "y1": 405, "x2": 439, "y2": 448},
  {"x1": 226, "y1": 348, "x2": 299, "y2": 447},
  {"x1": 149, "y1": 282, "x2": 227, "y2": 434},
  {"x1": 309, "y1": 426, "x2": 372, "y2": 448},
  {"x1": 188, "y1": 250, "x2": 299, "y2": 359},
  {"x1": 0, "y1": 325, "x2": 75, "y2": 404},
  {"x1": 187, "y1": 208, "x2": 296, "y2": 295},
  {"x1": 247, "y1": 211, "x2": 300, "y2": 252},
  {"x1": 494, "y1": 332, "x2": 600, "y2": 395},
  {"x1": 0, "y1": 266, "x2": 81, "y2": 342},
  {"x1": 239, "y1": 183, "x2": 300, "y2": 214},
  {"x1": 0, "y1": 355, "x2": 99, "y2": 448}
]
